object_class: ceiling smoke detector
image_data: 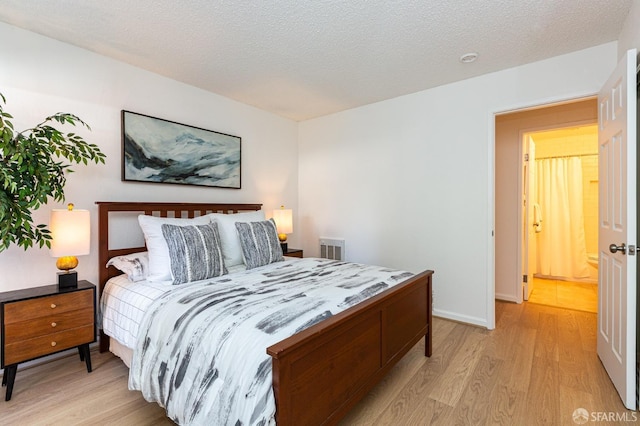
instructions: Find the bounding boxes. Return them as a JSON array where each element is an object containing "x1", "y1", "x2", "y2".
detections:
[{"x1": 460, "y1": 52, "x2": 478, "y2": 63}]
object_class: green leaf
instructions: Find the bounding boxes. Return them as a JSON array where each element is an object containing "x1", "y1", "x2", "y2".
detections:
[{"x1": 0, "y1": 91, "x2": 105, "y2": 253}]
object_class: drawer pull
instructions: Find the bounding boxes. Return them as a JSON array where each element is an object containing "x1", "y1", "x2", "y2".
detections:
[
  {"x1": 50, "y1": 303, "x2": 57, "y2": 309},
  {"x1": 51, "y1": 341, "x2": 57, "y2": 347},
  {"x1": 51, "y1": 322, "x2": 57, "y2": 327}
]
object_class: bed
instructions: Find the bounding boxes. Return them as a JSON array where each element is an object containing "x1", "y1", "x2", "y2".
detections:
[{"x1": 97, "y1": 201, "x2": 433, "y2": 425}]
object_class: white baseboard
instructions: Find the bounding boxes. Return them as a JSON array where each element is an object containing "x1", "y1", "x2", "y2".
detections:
[
  {"x1": 495, "y1": 293, "x2": 519, "y2": 303},
  {"x1": 433, "y1": 308, "x2": 488, "y2": 328}
]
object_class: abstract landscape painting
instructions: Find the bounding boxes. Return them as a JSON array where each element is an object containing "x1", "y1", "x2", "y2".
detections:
[{"x1": 122, "y1": 111, "x2": 241, "y2": 188}]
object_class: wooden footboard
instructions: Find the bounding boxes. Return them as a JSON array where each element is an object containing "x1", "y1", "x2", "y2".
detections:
[{"x1": 267, "y1": 270, "x2": 433, "y2": 425}]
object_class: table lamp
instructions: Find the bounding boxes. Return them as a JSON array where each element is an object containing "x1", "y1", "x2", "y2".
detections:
[
  {"x1": 50, "y1": 203, "x2": 90, "y2": 289},
  {"x1": 272, "y1": 205, "x2": 293, "y2": 253}
]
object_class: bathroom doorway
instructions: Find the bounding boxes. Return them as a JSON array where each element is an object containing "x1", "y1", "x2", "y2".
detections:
[{"x1": 522, "y1": 124, "x2": 598, "y2": 313}]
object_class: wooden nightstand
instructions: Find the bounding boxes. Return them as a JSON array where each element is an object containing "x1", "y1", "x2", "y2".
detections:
[
  {"x1": 0, "y1": 280, "x2": 96, "y2": 401},
  {"x1": 284, "y1": 248, "x2": 303, "y2": 258}
]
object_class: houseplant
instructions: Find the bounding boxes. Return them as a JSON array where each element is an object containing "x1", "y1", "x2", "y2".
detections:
[{"x1": 0, "y1": 92, "x2": 106, "y2": 252}]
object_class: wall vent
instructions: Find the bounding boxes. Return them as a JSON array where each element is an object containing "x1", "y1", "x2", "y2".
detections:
[{"x1": 319, "y1": 238, "x2": 345, "y2": 261}]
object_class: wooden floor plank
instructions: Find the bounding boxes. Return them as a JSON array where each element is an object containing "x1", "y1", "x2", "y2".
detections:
[
  {"x1": 557, "y1": 310, "x2": 595, "y2": 394},
  {"x1": 451, "y1": 354, "x2": 503, "y2": 425},
  {"x1": 533, "y1": 311, "x2": 560, "y2": 361},
  {"x1": 426, "y1": 330, "x2": 485, "y2": 406},
  {"x1": 486, "y1": 385, "x2": 528, "y2": 426},
  {"x1": 503, "y1": 326, "x2": 537, "y2": 392},
  {"x1": 526, "y1": 350, "x2": 561, "y2": 425},
  {"x1": 559, "y1": 385, "x2": 596, "y2": 425}
]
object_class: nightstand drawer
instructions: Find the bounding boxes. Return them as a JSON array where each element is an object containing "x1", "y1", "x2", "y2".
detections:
[
  {"x1": 3, "y1": 290, "x2": 93, "y2": 324},
  {"x1": 4, "y1": 325, "x2": 94, "y2": 365},
  {"x1": 284, "y1": 248, "x2": 303, "y2": 258},
  {"x1": 4, "y1": 308, "x2": 94, "y2": 343}
]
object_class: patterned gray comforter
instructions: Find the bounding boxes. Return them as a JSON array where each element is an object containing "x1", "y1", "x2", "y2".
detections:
[{"x1": 129, "y1": 258, "x2": 413, "y2": 425}]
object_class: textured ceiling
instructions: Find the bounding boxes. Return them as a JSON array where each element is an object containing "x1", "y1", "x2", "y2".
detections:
[{"x1": 0, "y1": 0, "x2": 632, "y2": 121}]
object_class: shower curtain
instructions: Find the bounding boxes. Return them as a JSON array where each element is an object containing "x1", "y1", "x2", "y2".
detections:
[{"x1": 535, "y1": 157, "x2": 590, "y2": 279}]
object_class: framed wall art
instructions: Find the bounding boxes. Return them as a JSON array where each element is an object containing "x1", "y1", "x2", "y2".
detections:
[{"x1": 121, "y1": 110, "x2": 241, "y2": 189}]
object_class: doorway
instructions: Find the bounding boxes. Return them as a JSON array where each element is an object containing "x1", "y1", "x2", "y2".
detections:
[
  {"x1": 522, "y1": 124, "x2": 599, "y2": 313},
  {"x1": 495, "y1": 97, "x2": 598, "y2": 304}
]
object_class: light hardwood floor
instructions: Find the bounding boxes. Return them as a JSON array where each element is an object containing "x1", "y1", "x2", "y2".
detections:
[{"x1": 2, "y1": 301, "x2": 632, "y2": 425}]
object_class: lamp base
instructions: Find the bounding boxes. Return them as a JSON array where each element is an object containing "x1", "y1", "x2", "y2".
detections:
[
  {"x1": 58, "y1": 271, "x2": 78, "y2": 289},
  {"x1": 280, "y1": 242, "x2": 288, "y2": 253}
]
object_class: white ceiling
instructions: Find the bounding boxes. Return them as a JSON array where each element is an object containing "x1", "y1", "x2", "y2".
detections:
[{"x1": 0, "y1": 0, "x2": 632, "y2": 121}]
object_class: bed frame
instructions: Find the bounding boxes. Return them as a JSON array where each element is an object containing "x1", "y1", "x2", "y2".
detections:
[{"x1": 96, "y1": 201, "x2": 433, "y2": 425}]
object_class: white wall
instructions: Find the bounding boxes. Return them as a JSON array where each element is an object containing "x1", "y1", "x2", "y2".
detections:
[
  {"x1": 0, "y1": 22, "x2": 299, "y2": 292},
  {"x1": 298, "y1": 42, "x2": 618, "y2": 328},
  {"x1": 618, "y1": 0, "x2": 640, "y2": 60}
]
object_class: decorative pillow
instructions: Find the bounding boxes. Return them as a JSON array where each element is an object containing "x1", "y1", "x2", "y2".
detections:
[
  {"x1": 138, "y1": 214, "x2": 211, "y2": 282},
  {"x1": 161, "y1": 222, "x2": 228, "y2": 284},
  {"x1": 235, "y1": 218, "x2": 284, "y2": 269},
  {"x1": 208, "y1": 210, "x2": 265, "y2": 267},
  {"x1": 106, "y1": 251, "x2": 149, "y2": 282}
]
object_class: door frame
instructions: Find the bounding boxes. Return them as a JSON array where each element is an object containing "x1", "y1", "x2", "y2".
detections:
[
  {"x1": 493, "y1": 96, "x2": 599, "y2": 308},
  {"x1": 522, "y1": 134, "x2": 536, "y2": 301}
]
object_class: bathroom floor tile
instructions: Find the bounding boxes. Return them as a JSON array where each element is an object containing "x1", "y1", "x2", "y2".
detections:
[{"x1": 528, "y1": 278, "x2": 597, "y2": 313}]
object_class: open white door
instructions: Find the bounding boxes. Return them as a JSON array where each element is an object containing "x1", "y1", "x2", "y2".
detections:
[
  {"x1": 597, "y1": 48, "x2": 637, "y2": 410},
  {"x1": 523, "y1": 136, "x2": 537, "y2": 300}
]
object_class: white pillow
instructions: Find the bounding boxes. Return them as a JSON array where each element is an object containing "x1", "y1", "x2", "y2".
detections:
[
  {"x1": 106, "y1": 251, "x2": 149, "y2": 282},
  {"x1": 208, "y1": 210, "x2": 265, "y2": 267},
  {"x1": 138, "y1": 214, "x2": 211, "y2": 282}
]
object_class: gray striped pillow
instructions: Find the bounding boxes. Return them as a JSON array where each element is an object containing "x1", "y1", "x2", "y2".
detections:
[
  {"x1": 161, "y1": 222, "x2": 228, "y2": 284},
  {"x1": 235, "y1": 219, "x2": 284, "y2": 269}
]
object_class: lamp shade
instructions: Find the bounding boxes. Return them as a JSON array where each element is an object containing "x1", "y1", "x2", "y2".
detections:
[
  {"x1": 272, "y1": 207, "x2": 293, "y2": 234},
  {"x1": 50, "y1": 207, "x2": 90, "y2": 257}
]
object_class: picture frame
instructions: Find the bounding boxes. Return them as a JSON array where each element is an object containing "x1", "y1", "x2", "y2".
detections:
[{"x1": 121, "y1": 110, "x2": 241, "y2": 189}]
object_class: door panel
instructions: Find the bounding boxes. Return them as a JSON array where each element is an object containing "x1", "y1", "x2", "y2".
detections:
[{"x1": 597, "y1": 48, "x2": 637, "y2": 410}]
